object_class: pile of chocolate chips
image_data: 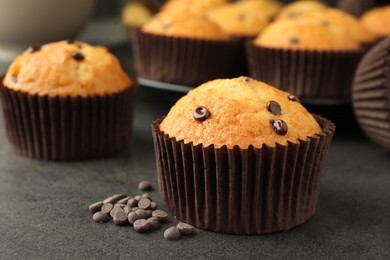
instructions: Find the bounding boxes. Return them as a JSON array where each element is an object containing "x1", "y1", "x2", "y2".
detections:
[{"x1": 88, "y1": 180, "x2": 194, "y2": 241}]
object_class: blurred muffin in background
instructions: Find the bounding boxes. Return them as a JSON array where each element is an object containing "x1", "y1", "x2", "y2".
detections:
[
  {"x1": 234, "y1": 0, "x2": 283, "y2": 20},
  {"x1": 360, "y1": 6, "x2": 390, "y2": 38},
  {"x1": 247, "y1": 18, "x2": 362, "y2": 100},
  {"x1": 134, "y1": 10, "x2": 239, "y2": 86},
  {"x1": 161, "y1": 0, "x2": 228, "y2": 15}
]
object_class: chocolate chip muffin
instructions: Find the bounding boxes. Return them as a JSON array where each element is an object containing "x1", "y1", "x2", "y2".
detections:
[
  {"x1": 0, "y1": 40, "x2": 137, "y2": 160},
  {"x1": 152, "y1": 77, "x2": 335, "y2": 234},
  {"x1": 247, "y1": 19, "x2": 363, "y2": 99},
  {"x1": 276, "y1": 1, "x2": 328, "y2": 20},
  {"x1": 134, "y1": 11, "x2": 239, "y2": 86},
  {"x1": 161, "y1": 0, "x2": 228, "y2": 16}
]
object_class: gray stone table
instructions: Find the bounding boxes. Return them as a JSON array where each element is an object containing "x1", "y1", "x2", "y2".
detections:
[{"x1": 0, "y1": 44, "x2": 389, "y2": 260}]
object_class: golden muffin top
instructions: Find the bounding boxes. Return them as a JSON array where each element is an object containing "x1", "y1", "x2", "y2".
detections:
[
  {"x1": 360, "y1": 6, "x2": 390, "y2": 38},
  {"x1": 276, "y1": 1, "x2": 328, "y2": 20},
  {"x1": 234, "y1": 0, "x2": 283, "y2": 19},
  {"x1": 3, "y1": 41, "x2": 132, "y2": 97},
  {"x1": 142, "y1": 11, "x2": 230, "y2": 40},
  {"x1": 296, "y1": 8, "x2": 377, "y2": 44},
  {"x1": 161, "y1": 0, "x2": 228, "y2": 15},
  {"x1": 253, "y1": 19, "x2": 360, "y2": 51},
  {"x1": 207, "y1": 2, "x2": 270, "y2": 37},
  {"x1": 159, "y1": 77, "x2": 322, "y2": 149}
]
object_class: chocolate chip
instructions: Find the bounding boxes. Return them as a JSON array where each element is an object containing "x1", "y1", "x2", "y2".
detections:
[
  {"x1": 88, "y1": 201, "x2": 104, "y2": 213},
  {"x1": 271, "y1": 119, "x2": 288, "y2": 136},
  {"x1": 193, "y1": 106, "x2": 210, "y2": 122},
  {"x1": 163, "y1": 22, "x2": 172, "y2": 29},
  {"x1": 113, "y1": 211, "x2": 128, "y2": 225},
  {"x1": 128, "y1": 211, "x2": 142, "y2": 225},
  {"x1": 243, "y1": 77, "x2": 252, "y2": 82},
  {"x1": 28, "y1": 45, "x2": 40, "y2": 53},
  {"x1": 103, "y1": 194, "x2": 126, "y2": 204},
  {"x1": 131, "y1": 207, "x2": 139, "y2": 212},
  {"x1": 11, "y1": 76, "x2": 18, "y2": 83},
  {"x1": 138, "y1": 198, "x2": 151, "y2": 210},
  {"x1": 134, "y1": 195, "x2": 142, "y2": 201},
  {"x1": 71, "y1": 51, "x2": 84, "y2": 61},
  {"x1": 164, "y1": 227, "x2": 181, "y2": 241},
  {"x1": 177, "y1": 222, "x2": 194, "y2": 235},
  {"x1": 110, "y1": 205, "x2": 124, "y2": 218},
  {"x1": 93, "y1": 212, "x2": 110, "y2": 223},
  {"x1": 288, "y1": 94, "x2": 300, "y2": 102},
  {"x1": 152, "y1": 210, "x2": 168, "y2": 223},
  {"x1": 141, "y1": 193, "x2": 152, "y2": 200},
  {"x1": 133, "y1": 219, "x2": 150, "y2": 233},
  {"x1": 289, "y1": 37, "x2": 300, "y2": 45},
  {"x1": 147, "y1": 217, "x2": 160, "y2": 229},
  {"x1": 116, "y1": 196, "x2": 131, "y2": 205},
  {"x1": 123, "y1": 206, "x2": 132, "y2": 214},
  {"x1": 135, "y1": 209, "x2": 149, "y2": 219},
  {"x1": 149, "y1": 202, "x2": 157, "y2": 210},
  {"x1": 145, "y1": 210, "x2": 153, "y2": 218},
  {"x1": 101, "y1": 203, "x2": 114, "y2": 214},
  {"x1": 127, "y1": 198, "x2": 139, "y2": 207},
  {"x1": 267, "y1": 101, "x2": 282, "y2": 115},
  {"x1": 65, "y1": 39, "x2": 74, "y2": 44},
  {"x1": 138, "y1": 181, "x2": 152, "y2": 191}
]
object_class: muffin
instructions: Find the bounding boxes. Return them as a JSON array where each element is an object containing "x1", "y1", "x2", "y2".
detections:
[
  {"x1": 0, "y1": 40, "x2": 137, "y2": 160},
  {"x1": 276, "y1": 1, "x2": 328, "y2": 21},
  {"x1": 134, "y1": 11, "x2": 239, "y2": 86},
  {"x1": 247, "y1": 19, "x2": 363, "y2": 99},
  {"x1": 286, "y1": 8, "x2": 377, "y2": 46},
  {"x1": 352, "y1": 37, "x2": 390, "y2": 150},
  {"x1": 233, "y1": 0, "x2": 283, "y2": 20},
  {"x1": 152, "y1": 77, "x2": 335, "y2": 234},
  {"x1": 360, "y1": 6, "x2": 390, "y2": 38}
]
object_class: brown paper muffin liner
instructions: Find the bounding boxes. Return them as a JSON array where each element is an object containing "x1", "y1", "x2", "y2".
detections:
[
  {"x1": 0, "y1": 81, "x2": 137, "y2": 161},
  {"x1": 246, "y1": 43, "x2": 363, "y2": 100},
  {"x1": 352, "y1": 37, "x2": 390, "y2": 150},
  {"x1": 337, "y1": 0, "x2": 375, "y2": 17},
  {"x1": 133, "y1": 29, "x2": 240, "y2": 87},
  {"x1": 152, "y1": 115, "x2": 335, "y2": 234}
]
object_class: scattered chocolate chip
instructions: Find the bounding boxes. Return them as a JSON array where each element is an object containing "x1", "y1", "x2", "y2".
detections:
[
  {"x1": 152, "y1": 210, "x2": 168, "y2": 223},
  {"x1": 135, "y1": 209, "x2": 149, "y2": 219},
  {"x1": 288, "y1": 94, "x2": 300, "y2": 102},
  {"x1": 289, "y1": 37, "x2": 300, "y2": 45},
  {"x1": 127, "y1": 198, "x2": 139, "y2": 207},
  {"x1": 141, "y1": 193, "x2": 152, "y2": 200},
  {"x1": 193, "y1": 106, "x2": 210, "y2": 122},
  {"x1": 115, "y1": 204, "x2": 127, "y2": 208},
  {"x1": 110, "y1": 205, "x2": 124, "y2": 218},
  {"x1": 164, "y1": 227, "x2": 181, "y2": 241},
  {"x1": 147, "y1": 217, "x2": 160, "y2": 229},
  {"x1": 145, "y1": 210, "x2": 153, "y2": 218},
  {"x1": 138, "y1": 181, "x2": 152, "y2": 191},
  {"x1": 101, "y1": 203, "x2": 114, "y2": 214},
  {"x1": 149, "y1": 202, "x2": 157, "y2": 210},
  {"x1": 133, "y1": 219, "x2": 150, "y2": 233},
  {"x1": 93, "y1": 212, "x2": 110, "y2": 223},
  {"x1": 113, "y1": 211, "x2": 128, "y2": 225},
  {"x1": 131, "y1": 207, "x2": 139, "y2": 212},
  {"x1": 28, "y1": 45, "x2": 40, "y2": 53},
  {"x1": 134, "y1": 195, "x2": 142, "y2": 201},
  {"x1": 116, "y1": 196, "x2": 131, "y2": 205},
  {"x1": 128, "y1": 211, "x2": 142, "y2": 225},
  {"x1": 138, "y1": 198, "x2": 151, "y2": 210},
  {"x1": 267, "y1": 101, "x2": 282, "y2": 115},
  {"x1": 11, "y1": 76, "x2": 18, "y2": 83},
  {"x1": 103, "y1": 194, "x2": 126, "y2": 204},
  {"x1": 271, "y1": 119, "x2": 288, "y2": 136},
  {"x1": 123, "y1": 206, "x2": 132, "y2": 214},
  {"x1": 177, "y1": 222, "x2": 194, "y2": 235},
  {"x1": 88, "y1": 201, "x2": 104, "y2": 213},
  {"x1": 71, "y1": 51, "x2": 85, "y2": 61}
]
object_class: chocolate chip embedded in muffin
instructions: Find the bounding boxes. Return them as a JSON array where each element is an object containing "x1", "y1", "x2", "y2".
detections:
[
  {"x1": 288, "y1": 94, "x2": 300, "y2": 102},
  {"x1": 266, "y1": 101, "x2": 282, "y2": 115},
  {"x1": 28, "y1": 45, "x2": 40, "y2": 53},
  {"x1": 289, "y1": 37, "x2": 300, "y2": 45},
  {"x1": 193, "y1": 106, "x2": 210, "y2": 122},
  {"x1": 271, "y1": 119, "x2": 288, "y2": 136},
  {"x1": 71, "y1": 51, "x2": 85, "y2": 61}
]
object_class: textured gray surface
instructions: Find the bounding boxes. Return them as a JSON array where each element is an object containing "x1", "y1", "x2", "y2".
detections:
[{"x1": 0, "y1": 44, "x2": 389, "y2": 260}]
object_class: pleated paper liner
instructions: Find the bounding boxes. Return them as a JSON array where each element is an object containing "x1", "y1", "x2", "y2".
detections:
[
  {"x1": 352, "y1": 37, "x2": 390, "y2": 150},
  {"x1": 0, "y1": 81, "x2": 137, "y2": 161},
  {"x1": 337, "y1": 0, "x2": 375, "y2": 17},
  {"x1": 246, "y1": 43, "x2": 363, "y2": 100},
  {"x1": 229, "y1": 35, "x2": 255, "y2": 77},
  {"x1": 133, "y1": 29, "x2": 240, "y2": 87},
  {"x1": 152, "y1": 115, "x2": 335, "y2": 234}
]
